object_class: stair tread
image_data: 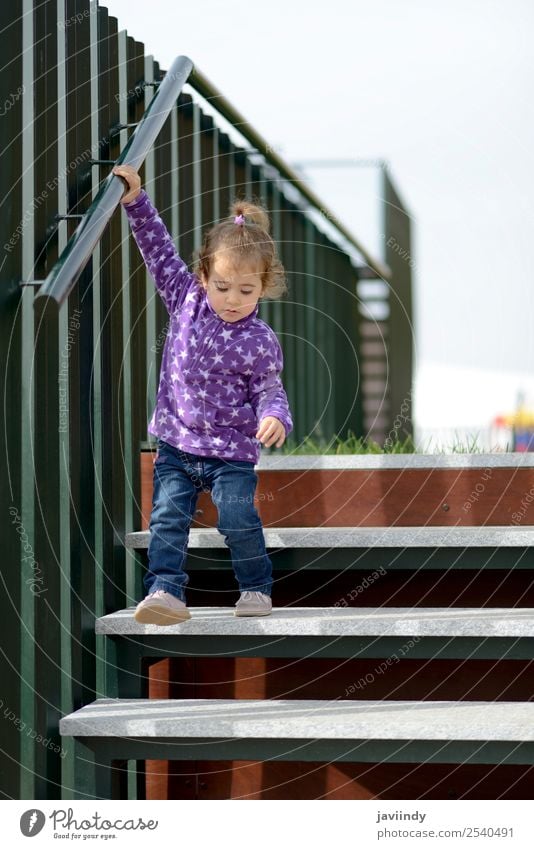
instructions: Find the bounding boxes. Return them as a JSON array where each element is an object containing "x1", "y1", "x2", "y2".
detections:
[
  {"x1": 252, "y1": 454, "x2": 534, "y2": 470},
  {"x1": 125, "y1": 526, "x2": 534, "y2": 550},
  {"x1": 96, "y1": 606, "x2": 534, "y2": 637},
  {"x1": 60, "y1": 698, "x2": 534, "y2": 740}
]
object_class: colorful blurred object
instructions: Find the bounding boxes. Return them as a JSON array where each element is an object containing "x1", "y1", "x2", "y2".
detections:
[{"x1": 493, "y1": 392, "x2": 534, "y2": 452}]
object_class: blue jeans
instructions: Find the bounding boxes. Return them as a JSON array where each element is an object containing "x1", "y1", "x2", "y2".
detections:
[{"x1": 146, "y1": 438, "x2": 273, "y2": 602}]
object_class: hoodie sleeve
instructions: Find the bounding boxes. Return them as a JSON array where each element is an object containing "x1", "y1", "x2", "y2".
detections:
[
  {"x1": 247, "y1": 331, "x2": 293, "y2": 437},
  {"x1": 122, "y1": 188, "x2": 197, "y2": 314}
]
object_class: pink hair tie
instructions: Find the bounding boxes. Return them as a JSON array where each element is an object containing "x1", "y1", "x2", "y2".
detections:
[{"x1": 234, "y1": 213, "x2": 245, "y2": 225}]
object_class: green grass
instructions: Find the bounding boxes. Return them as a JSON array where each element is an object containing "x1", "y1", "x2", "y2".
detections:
[{"x1": 278, "y1": 428, "x2": 512, "y2": 455}]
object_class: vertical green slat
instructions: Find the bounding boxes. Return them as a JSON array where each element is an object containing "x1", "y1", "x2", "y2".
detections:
[
  {"x1": 200, "y1": 113, "x2": 215, "y2": 229},
  {"x1": 282, "y1": 198, "x2": 295, "y2": 442},
  {"x1": 91, "y1": 0, "x2": 105, "y2": 720},
  {"x1": 58, "y1": 0, "x2": 72, "y2": 798},
  {"x1": 18, "y1": 0, "x2": 36, "y2": 800},
  {"x1": 330, "y1": 245, "x2": 341, "y2": 435},
  {"x1": 305, "y1": 218, "x2": 316, "y2": 439},
  {"x1": 1, "y1": 0, "x2": 23, "y2": 801},
  {"x1": 109, "y1": 13, "x2": 127, "y2": 611},
  {"x1": 192, "y1": 100, "x2": 202, "y2": 251},
  {"x1": 172, "y1": 104, "x2": 180, "y2": 250},
  {"x1": 268, "y1": 180, "x2": 283, "y2": 358},
  {"x1": 335, "y1": 248, "x2": 347, "y2": 437},
  {"x1": 144, "y1": 55, "x2": 158, "y2": 406},
  {"x1": 325, "y1": 235, "x2": 337, "y2": 440},
  {"x1": 351, "y1": 263, "x2": 363, "y2": 438},
  {"x1": 60, "y1": 0, "x2": 96, "y2": 799},
  {"x1": 227, "y1": 139, "x2": 235, "y2": 203},
  {"x1": 152, "y1": 64, "x2": 171, "y2": 406},
  {"x1": 129, "y1": 38, "x2": 149, "y2": 464},
  {"x1": 97, "y1": 8, "x2": 126, "y2": 624},
  {"x1": 250, "y1": 162, "x2": 272, "y2": 328},
  {"x1": 118, "y1": 30, "x2": 136, "y2": 608},
  {"x1": 217, "y1": 129, "x2": 231, "y2": 222},
  {"x1": 63, "y1": 0, "x2": 96, "y2": 799},
  {"x1": 281, "y1": 195, "x2": 296, "y2": 444},
  {"x1": 315, "y1": 232, "x2": 327, "y2": 443},
  {"x1": 212, "y1": 125, "x2": 220, "y2": 222},
  {"x1": 96, "y1": 3, "x2": 114, "y2": 640},
  {"x1": 77, "y1": 0, "x2": 99, "y2": 794},
  {"x1": 233, "y1": 148, "x2": 247, "y2": 199},
  {"x1": 344, "y1": 255, "x2": 359, "y2": 438},
  {"x1": 177, "y1": 93, "x2": 194, "y2": 269},
  {"x1": 383, "y1": 167, "x2": 414, "y2": 440},
  {"x1": 293, "y1": 209, "x2": 306, "y2": 439}
]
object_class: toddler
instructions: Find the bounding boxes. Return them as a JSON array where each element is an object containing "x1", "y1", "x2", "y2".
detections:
[{"x1": 113, "y1": 165, "x2": 293, "y2": 625}]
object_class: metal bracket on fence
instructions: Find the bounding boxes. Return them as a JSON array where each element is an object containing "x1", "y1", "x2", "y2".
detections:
[{"x1": 110, "y1": 123, "x2": 139, "y2": 136}]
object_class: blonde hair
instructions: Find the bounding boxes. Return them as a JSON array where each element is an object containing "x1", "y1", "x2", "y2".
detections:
[{"x1": 192, "y1": 196, "x2": 288, "y2": 300}]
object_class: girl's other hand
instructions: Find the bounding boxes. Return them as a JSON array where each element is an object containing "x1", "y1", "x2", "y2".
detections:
[
  {"x1": 112, "y1": 164, "x2": 142, "y2": 204},
  {"x1": 256, "y1": 416, "x2": 286, "y2": 449}
]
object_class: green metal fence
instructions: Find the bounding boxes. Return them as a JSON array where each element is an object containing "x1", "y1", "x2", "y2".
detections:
[{"x1": 1, "y1": 0, "x2": 399, "y2": 799}]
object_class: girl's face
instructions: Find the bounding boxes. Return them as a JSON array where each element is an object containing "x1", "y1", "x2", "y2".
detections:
[{"x1": 201, "y1": 253, "x2": 264, "y2": 323}]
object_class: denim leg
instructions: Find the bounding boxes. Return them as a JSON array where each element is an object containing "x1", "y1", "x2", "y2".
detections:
[
  {"x1": 146, "y1": 443, "x2": 201, "y2": 602},
  {"x1": 208, "y1": 460, "x2": 273, "y2": 597}
]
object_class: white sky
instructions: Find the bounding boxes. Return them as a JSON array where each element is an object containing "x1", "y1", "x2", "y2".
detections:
[{"x1": 101, "y1": 0, "x2": 534, "y2": 444}]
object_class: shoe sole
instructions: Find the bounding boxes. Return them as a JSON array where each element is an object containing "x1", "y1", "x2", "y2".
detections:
[{"x1": 134, "y1": 602, "x2": 191, "y2": 625}]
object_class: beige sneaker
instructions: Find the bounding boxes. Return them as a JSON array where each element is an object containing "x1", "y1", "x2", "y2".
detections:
[
  {"x1": 134, "y1": 589, "x2": 191, "y2": 625},
  {"x1": 234, "y1": 590, "x2": 272, "y2": 617}
]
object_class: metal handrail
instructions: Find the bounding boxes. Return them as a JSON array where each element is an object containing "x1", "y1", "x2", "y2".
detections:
[{"x1": 33, "y1": 55, "x2": 193, "y2": 307}]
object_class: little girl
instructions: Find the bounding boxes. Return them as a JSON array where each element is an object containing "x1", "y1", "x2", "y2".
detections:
[{"x1": 113, "y1": 164, "x2": 293, "y2": 625}]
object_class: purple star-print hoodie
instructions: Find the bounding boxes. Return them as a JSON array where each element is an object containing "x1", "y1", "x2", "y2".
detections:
[{"x1": 122, "y1": 189, "x2": 293, "y2": 464}]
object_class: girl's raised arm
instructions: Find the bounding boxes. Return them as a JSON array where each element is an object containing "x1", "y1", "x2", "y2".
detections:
[{"x1": 114, "y1": 165, "x2": 195, "y2": 314}]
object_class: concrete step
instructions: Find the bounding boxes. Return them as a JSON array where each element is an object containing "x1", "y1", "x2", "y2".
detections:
[
  {"x1": 97, "y1": 605, "x2": 534, "y2": 638},
  {"x1": 99, "y1": 608, "x2": 534, "y2": 700},
  {"x1": 251, "y1": 453, "x2": 534, "y2": 470},
  {"x1": 60, "y1": 697, "x2": 534, "y2": 769},
  {"x1": 125, "y1": 525, "x2": 534, "y2": 551}
]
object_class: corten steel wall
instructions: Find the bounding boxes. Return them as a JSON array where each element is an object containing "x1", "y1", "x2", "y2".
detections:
[{"x1": 0, "y1": 0, "x2": 365, "y2": 798}]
